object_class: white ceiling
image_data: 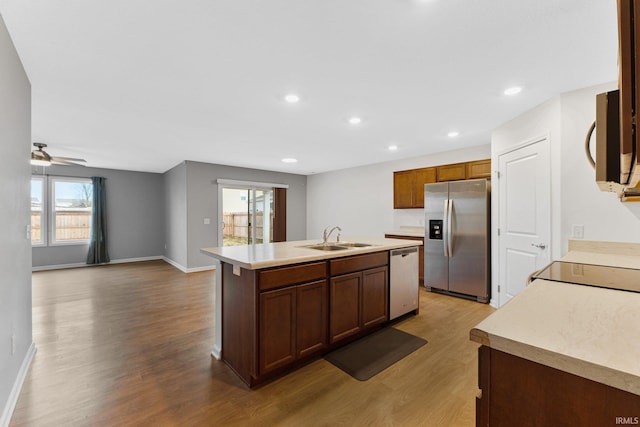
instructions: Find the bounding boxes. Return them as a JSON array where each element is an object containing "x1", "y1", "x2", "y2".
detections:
[{"x1": 0, "y1": 0, "x2": 618, "y2": 175}]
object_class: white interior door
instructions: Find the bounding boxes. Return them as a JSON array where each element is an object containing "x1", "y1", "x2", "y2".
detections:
[{"x1": 498, "y1": 138, "x2": 551, "y2": 306}]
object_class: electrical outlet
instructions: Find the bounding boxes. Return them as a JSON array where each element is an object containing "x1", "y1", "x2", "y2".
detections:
[{"x1": 572, "y1": 224, "x2": 584, "y2": 239}]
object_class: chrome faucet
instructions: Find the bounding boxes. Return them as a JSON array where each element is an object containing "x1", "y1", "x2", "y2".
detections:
[{"x1": 322, "y1": 225, "x2": 342, "y2": 244}]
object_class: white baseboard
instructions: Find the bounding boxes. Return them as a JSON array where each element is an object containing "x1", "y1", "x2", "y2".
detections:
[
  {"x1": 32, "y1": 262, "x2": 86, "y2": 271},
  {"x1": 211, "y1": 345, "x2": 222, "y2": 360},
  {"x1": 162, "y1": 257, "x2": 188, "y2": 272},
  {"x1": 32, "y1": 256, "x2": 164, "y2": 272},
  {"x1": 110, "y1": 256, "x2": 164, "y2": 265},
  {"x1": 186, "y1": 265, "x2": 216, "y2": 273},
  {"x1": 162, "y1": 257, "x2": 216, "y2": 273},
  {"x1": 1, "y1": 342, "x2": 36, "y2": 427}
]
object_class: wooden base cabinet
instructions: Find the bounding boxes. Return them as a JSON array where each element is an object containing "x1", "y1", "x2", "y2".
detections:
[
  {"x1": 221, "y1": 250, "x2": 390, "y2": 387},
  {"x1": 329, "y1": 258, "x2": 389, "y2": 345},
  {"x1": 329, "y1": 272, "x2": 362, "y2": 344},
  {"x1": 361, "y1": 267, "x2": 388, "y2": 328},
  {"x1": 260, "y1": 280, "x2": 328, "y2": 375},
  {"x1": 476, "y1": 346, "x2": 640, "y2": 426},
  {"x1": 260, "y1": 287, "x2": 297, "y2": 374},
  {"x1": 296, "y1": 280, "x2": 328, "y2": 358}
]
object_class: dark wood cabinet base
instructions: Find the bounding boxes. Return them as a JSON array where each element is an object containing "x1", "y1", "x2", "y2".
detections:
[
  {"x1": 477, "y1": 346, "x2": 640, "y2": 426},
  {"x1": 221, "y1": 251, "x2": 394, "y2": 388}
]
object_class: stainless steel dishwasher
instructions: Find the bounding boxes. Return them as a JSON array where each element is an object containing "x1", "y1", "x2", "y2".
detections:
[{"x1": 389, "y1": 246, "x2": 419, "y2": 320}]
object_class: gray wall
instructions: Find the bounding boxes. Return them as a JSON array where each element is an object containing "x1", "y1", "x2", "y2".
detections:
[
  {"x1": 32, "y1": 165, "x2": 165, "y2": 268},
  {"x1": 163, "y1": 162, "x2": 188, "y2": 268},
  {"x1": 0, "y1": 14, "x2": 33, "y2": 424},
  {"x1": 31, "y1": 158, "x2": 307, "y2": 272},
  {"x1": 184, "y1": 161, "x2": 307, "y2": 269}
]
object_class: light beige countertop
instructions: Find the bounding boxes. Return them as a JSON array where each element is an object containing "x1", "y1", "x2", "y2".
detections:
[
  {"x1": 471, "y1": 240, "x2": 640, "y2": 396},
  {"x1": 201, "y1": 237, "x2": 422, "y2": 270},
  {"x1": 471, "y1": 279, "x2": 640, "y2": 396},
  {"x1": 384, "y1": 226, "x2": 425, "y2": 238},
  {"x1": 563, "y1": 239, "x2": 640, "y2": 269}
]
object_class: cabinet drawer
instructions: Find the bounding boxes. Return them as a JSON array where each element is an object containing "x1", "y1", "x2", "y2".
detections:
[
  {"x1": 259, "y1": 262, "x2": 327, "y2": 291},
  {"x1": 330, "y1": 251, "x2": 388, "y2": 276}
]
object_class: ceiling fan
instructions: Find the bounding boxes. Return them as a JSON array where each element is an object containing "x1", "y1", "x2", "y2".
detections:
[{"x1": 31, "y1": 142, "x2": 86, "y2": 167}]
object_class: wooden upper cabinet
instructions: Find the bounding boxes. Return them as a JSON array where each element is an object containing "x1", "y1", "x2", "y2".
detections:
[
  {"x1": 413, "y1": 168, "x2": 436, "y2": 208},
  {"x1": 393, "y1": 170, "x2": 415, "y2": 209},
  {"x1": 436, "y1": 162, "x2": 466, "y2": 182},
  {"x1": 393, "y1": 167, "x2": 436, "y2": 209},
  {"x1": 466, "y1": 159, "x2": 492, "y2": 179},
  {"x1": 394, "y1": 159, "x2": 491, "y2": 209}
]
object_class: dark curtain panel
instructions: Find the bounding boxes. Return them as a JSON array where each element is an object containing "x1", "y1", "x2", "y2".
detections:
[
  {"x1": 87, "y1": 176, "x2": 110, "y2": 264},
  {"x1": 273, "y1": 188, "x2": 287, "y2": 242}
]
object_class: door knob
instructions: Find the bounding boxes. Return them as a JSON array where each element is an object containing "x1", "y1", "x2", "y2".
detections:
[{"x1": 531, "y1": 243, "x2": 547, "y2": 249}]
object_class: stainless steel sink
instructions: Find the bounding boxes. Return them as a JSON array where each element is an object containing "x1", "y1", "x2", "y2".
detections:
[
  {"x1": 303, "y1": 244, "x2": 350, "y2": 251},
  {"x1": 301, "y1": 242, "x2": 372, "y2": 251},
  {"x1": 336, "y1": 242, "x2": 372, "y2": 247}
]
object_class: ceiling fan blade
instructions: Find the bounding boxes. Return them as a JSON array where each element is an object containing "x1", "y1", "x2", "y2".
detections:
[
  {"x1": 51, "y1": 159, "x2": 86, "y2": 167},
  {"x1": 51, "y1": 155, "x2": 86, "y2": 163}
]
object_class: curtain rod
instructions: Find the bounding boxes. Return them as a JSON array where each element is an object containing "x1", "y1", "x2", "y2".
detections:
[{"x1": 30, "y1": 173, "x2": 105, "y2": 179}]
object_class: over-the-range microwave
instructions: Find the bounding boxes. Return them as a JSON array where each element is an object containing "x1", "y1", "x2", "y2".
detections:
[{"x1": 588, "y1": 0, "x2": 640, "y2": 201}]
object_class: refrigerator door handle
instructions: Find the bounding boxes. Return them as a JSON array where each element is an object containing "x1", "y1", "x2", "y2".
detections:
[
  {"x1": 442, "y1": 199, "x2": 449, "y2": 257},
  {"x1": 447, "y1": 199, "x2": 454, "y2": 256}
]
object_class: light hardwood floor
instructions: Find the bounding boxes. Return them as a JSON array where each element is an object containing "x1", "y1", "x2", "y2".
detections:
[{"x1": 12, "y1": 260, "x2": 494, "y2": 427}]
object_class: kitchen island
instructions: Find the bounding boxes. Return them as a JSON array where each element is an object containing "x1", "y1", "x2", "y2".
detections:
[
  {"x1": 201, "y1": 237, "x2": 421, "y2": 387},
  {"x1": 470, "y1": 240, "x2": 640, "y2": 426}
]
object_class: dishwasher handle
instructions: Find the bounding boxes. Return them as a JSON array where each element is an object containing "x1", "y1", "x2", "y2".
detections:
[{"x1": 391, "y1": 247, "x2": 418, "y2": 257}]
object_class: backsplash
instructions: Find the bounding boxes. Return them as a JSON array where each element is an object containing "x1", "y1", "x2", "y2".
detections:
[{"x1": 393, "y1": 209, "x2": 425, "y2": 230}]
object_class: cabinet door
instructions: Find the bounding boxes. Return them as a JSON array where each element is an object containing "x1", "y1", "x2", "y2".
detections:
[
  {"x1": 393, "y1": 170, "x2": 415, "y2": 208},
  {"x1": 297, "y1": 280, "x2": 328, "y2": 358},
  {"x1": 413, "y1": 168, "x2": 436, "y2": 208},
  {"x1": 260, "y1": 287, "x2": 296, "y2": 374},
  {"x1": 361, "y1": 266, "x2": 388, "y2": 328},
  {"x1": 329, "y1": 272, "x2": 362, "y2": 344},
  {"x1": 437, "y1": 163, "x2": 466, "y2": 181},
  {"x1": 466, "y1": 159, "x2": 491, "y2": 179}
]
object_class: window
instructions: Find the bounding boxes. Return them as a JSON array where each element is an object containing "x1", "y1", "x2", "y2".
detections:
[
  {"x1": 31, "y1": 176, "x2": 93, "y2": 246},
  {"x1": 30, "y1": 177, "x2": 45, "y2": 246}
]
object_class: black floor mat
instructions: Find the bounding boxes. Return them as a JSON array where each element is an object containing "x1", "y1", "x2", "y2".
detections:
[{"x1": 324, "y1": 327, "x2": 427, "y2": 381}]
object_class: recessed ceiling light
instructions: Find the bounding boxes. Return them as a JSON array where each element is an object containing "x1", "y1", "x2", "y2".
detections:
[
  {"x1": 348, "y1": 117, "x2": 362, "y2": 125},
  {"x1": 504, "y1": 86, "x2": 522, "y2": 96},
  {"x1": 388, "y1": 145, "x2": 398, "y2": 151},
  {"x1": 281, "y1": 158, "x2": 298, "y2": 163},
  {"x1": 447, "y1": 131, "x2": 459, "y2": 138},
  {"x1": 284, "y1": 94, "x2": 300, "y2": 103}
]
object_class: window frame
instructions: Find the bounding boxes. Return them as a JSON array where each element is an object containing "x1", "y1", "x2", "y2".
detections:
[
  {"x1": 49, "y1": 176, "x2": 93, "y2": 246},
  {"x1": 30, "y1": 176, "x2": 46, "y2": 247},
  {"x1": 31, "y1": 175, "x2": 94, "y2": 247}
]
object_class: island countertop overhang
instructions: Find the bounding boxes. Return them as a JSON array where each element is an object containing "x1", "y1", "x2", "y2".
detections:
[
  {"x1": 201, "y1": 237, "x2": 422, "y2": 270},
  {"x1": 471, "y1": 278, "x2": 640, "y2": 396}
]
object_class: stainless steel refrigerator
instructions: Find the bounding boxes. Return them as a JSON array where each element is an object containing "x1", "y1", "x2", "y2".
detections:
[{"x1": 424, "y1": 179, "x2": 490, "y2": 303}]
